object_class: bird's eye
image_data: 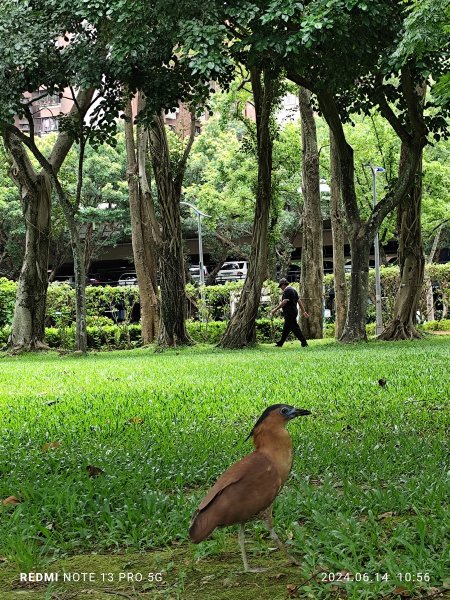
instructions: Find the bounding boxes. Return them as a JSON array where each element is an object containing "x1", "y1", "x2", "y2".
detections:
[{"x1": 280, "y1": 407, "x2": 289, "y2": 415}]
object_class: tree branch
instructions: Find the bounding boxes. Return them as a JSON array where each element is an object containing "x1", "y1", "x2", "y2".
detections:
[
  {"x1": 48, "y1": 88, "x2": 95, "y2": 173},
  {"x1": 175, "y1": 109, "x2": 196, "y2": 192}
]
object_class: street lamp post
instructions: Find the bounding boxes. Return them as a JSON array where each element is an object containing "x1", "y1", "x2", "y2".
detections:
[
  {"x1": 366, "y1": 164, "x2": 385, "y2": 336},
  {"x1": 180, "y1": 201, "x2": 210, "y2": 287}
]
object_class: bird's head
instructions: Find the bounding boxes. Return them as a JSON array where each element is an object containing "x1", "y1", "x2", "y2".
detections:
[{"x1": 245, "y1": 404, "x2": 311, "y2": 441}]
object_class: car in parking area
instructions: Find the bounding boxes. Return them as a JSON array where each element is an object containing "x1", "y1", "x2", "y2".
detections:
[
  {"x1": 215, "y1": 261, "x2": 249, "y2": 284},
  {"x1": 53, "y1": 275, "x2": 102, "y2": 287},
  {"x1": 118, "y1": 272, "x2": 138, "y2": 286},
  {"x1": 189, "y1": 265, "x2": 209, "y2": 284}
]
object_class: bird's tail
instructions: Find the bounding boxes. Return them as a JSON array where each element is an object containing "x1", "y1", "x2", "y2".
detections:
[{"x1": 189, "y1": 509, "x2": 217, "y2": 543}]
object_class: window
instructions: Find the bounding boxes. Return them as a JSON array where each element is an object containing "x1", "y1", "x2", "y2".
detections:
[
  {"x1": 36, "y1": 117, "x2": 59, "y2": 134},
  {"x1": 32, "y1": 90, "x2": 60, "y2": 107}
]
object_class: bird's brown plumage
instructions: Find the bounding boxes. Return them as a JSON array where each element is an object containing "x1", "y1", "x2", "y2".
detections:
[{"x1": 189, "y1": 405, "x2": 307, "y2": 544}]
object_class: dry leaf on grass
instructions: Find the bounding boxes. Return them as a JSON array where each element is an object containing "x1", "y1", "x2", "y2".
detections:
[
  {"x1": 393, "y1": 586, "x2": 412, "y2": 597},
  {"x1": 2, "y1": 496, "x2": 21, "y2": 506},
  {"x1": 377, "y1": 511, "x2": 394, "y2": 520},
  {"x1": 41, "y1": 441, "x2": 61, "y2": 452},
  {"x1": 286, "y1": 583, "x2": 299, "y2": 597},
  {"x1": 127, "y1": 417, "x2": 144, "y2": 425}
]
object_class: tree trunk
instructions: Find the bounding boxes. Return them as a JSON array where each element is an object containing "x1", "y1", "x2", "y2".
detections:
[
  {"x1": 329, "y1": 130, "x2": 347, "y2": 339},
  {"x1": 124, "y1": 99, "x2": 159, "y2": 344},
  {"x1": 71, "y1": 227, "x2": 87, "y2": 352},
  {"x1": 340, "y1": 233, "x2": 371, "y2": 341},
  {"x1": 298, "y1": 87, "x2": 323, "y2": 339},
  {"x1": 219, "y1": 67, "x2": 274, "y2": 348},
  {"x1": 7, "y1": 152, "x2": 51, "y2": 351},
  {"x1": 3, "y1": 89, "x2": 94, "y2": 351},
  {"x1": 148, "y1": 114, "x2": 192, "y2": 347},
  {"x1": 424, "y1": 225, "x2": 442, "y2": 322},
  {"x1": 379, "y1": 147, "x2": 424, "y2": 340}
]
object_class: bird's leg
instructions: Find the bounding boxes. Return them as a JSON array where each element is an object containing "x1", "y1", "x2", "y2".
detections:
[
  {"x1": 238, "y1": 523, "x2": 266, "y2": 573},
  {"x1": 263, "y1": 507, "x2": 300, "y2": 567}
]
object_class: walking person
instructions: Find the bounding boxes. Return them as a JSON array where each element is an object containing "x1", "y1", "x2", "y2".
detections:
[{"x1": 270, "y1": 278, "x2": 309, "y2": 348}]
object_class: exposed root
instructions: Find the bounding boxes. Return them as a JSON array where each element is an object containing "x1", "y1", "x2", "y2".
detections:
[{"x1": 379, "y1": 319, "x2": 423, "y2": 341}]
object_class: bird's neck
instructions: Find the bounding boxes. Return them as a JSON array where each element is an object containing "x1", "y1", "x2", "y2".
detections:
[{"x1": 253, "y1": 427, "x2": 293, "y2": 484}]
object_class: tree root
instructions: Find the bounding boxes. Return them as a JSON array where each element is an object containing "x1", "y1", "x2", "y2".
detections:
[{"x1": 379, "y1": 322, "x2": 423, "y2": 341}]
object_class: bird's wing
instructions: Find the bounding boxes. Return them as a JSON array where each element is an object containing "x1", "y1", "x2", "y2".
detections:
[
  {"x1": 197, "y1": 451, "x2": 276, "y2": 513},
  {"x1": 189, "y1": 451, "x2": 282, "y2": 542}
]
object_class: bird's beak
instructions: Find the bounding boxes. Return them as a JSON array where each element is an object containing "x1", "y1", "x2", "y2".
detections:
[{"x1": 288, "y1": 407, "x2": 311, "y2": 419}]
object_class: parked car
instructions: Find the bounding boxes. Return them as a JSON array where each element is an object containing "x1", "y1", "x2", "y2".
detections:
[
  {"x1": 118, "y1": 272, "x2": 138, "y2": 286},
  {"x1": 53, "y1": 275, "x2": 101, "y2": 287},
  {"x1": 189, "y1": 265, "x2": 209, "y2": 284},
  {"x1": 215, "y1": 261, "x2": 249, "y2": 284}
]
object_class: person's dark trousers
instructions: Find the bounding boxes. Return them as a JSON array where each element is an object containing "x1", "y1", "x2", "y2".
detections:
[{"x1": 277, "y1": 315, "x2": 308, "y2": 347}]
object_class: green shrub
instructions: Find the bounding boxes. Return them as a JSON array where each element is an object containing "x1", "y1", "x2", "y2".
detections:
[
  {"x1": 0, "y1": 325, "x2": 11, "y2": 345},
  {"x1": 1, "y1": 262, "x2": 449, "y2": 331},
  {"x1": 420, "y1": 319, "x2": 450, "y2": 332},
  {"x1": 0, "y1": 278, "x2": 16, "y2": 327}
]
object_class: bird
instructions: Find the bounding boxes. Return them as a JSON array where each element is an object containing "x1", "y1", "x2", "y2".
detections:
[{"x1": 189, "y1": 404, "x2": 311, "y2": 572}]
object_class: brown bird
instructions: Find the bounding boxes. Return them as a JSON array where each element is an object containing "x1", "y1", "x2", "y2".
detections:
[{"x1": 189, "y1": 404, "x2": 311, "y2": 572}]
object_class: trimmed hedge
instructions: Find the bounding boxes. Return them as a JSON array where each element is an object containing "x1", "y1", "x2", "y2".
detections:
[
  {"x1": 1, "y1": 319, "x2": 449, "y2": 350},
  {"x1": 0, "y1": 263, "x2": 449, "y2": 330}
]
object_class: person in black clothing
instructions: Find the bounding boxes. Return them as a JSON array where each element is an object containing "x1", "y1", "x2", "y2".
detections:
[{"x1": 270, "y1": 278, "x2": 309, "y2": 347}]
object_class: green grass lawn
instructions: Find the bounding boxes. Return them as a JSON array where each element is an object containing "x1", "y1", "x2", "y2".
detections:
[{"x1": 0, "y1": 337, "x2": 449, "y2": 599}]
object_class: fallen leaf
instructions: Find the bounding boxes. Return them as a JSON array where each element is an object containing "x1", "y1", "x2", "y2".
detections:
[
  {"x1": 2, "y1": 496, "x2": 21, "y2": 506},
  {"x1": 377, "y1": 511, "x2": 394, "y2": 520},
  {"x1": 286, "y1": 583, "x2": 299, "y2": 597},
  {"x1": 393, "y1": 586, "x2": 412, "y2": 597},
  {"x1": 86, "y1": 465, "x2": 105, "y2": 478},
  {"x1": 41, "y1": 441, "x2": 61, "y2": 452},
  {"x1": 127, "y1": 417, "x2": 144, "y2": 425}
]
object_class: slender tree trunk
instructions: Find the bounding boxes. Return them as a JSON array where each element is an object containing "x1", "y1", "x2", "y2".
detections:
[
  {"x1": 71, "y1": 227, "x2": 87, "y2": 352},
  {"x1": 298, "y1": 87, "x2": 323, "y2": 339},
  {"x1": 124, "y1": 99, "x2": 159, "y2": 344},
  {"x1": 148, "y1": 114, "x2": 193, "y2": 347},
  {"x1": 342, "y1": 233, "x2": 371, "y2": 341},
  {"x1": 380, "y1": 147, "x2": 424, "y2": 340},
  {"x1": 219, "y1": 67, "x2": 274, "y2": 348},
  {"x1": 424, "y1": 225, "x2": 442, "y2": 321},
  {"x1": 330, "y1": 130, "x2": 347, "y2": 339},
  {"x1": 5, "y1": 135, "x2": 51, "y2": 351}
]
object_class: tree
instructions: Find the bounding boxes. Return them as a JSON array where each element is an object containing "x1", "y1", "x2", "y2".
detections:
[
  {"x1": 329, "y1": 131, "x2": 347, "y2": 339},
  {"x1": 219, "y1": 66, "x2": 278, "y2": 347},
  {"x1": 298, "y1": 87, "x2": 323, "y2": 339},
  {"x1": 124, "y1": 97, "x2": 159, "y2": 344},
  {"x1": 379, "y1": 86, "x2": 427, "y2": 340},
  {"x1": 1, "y1": 91, "x2": 94, "y2": 352}
]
